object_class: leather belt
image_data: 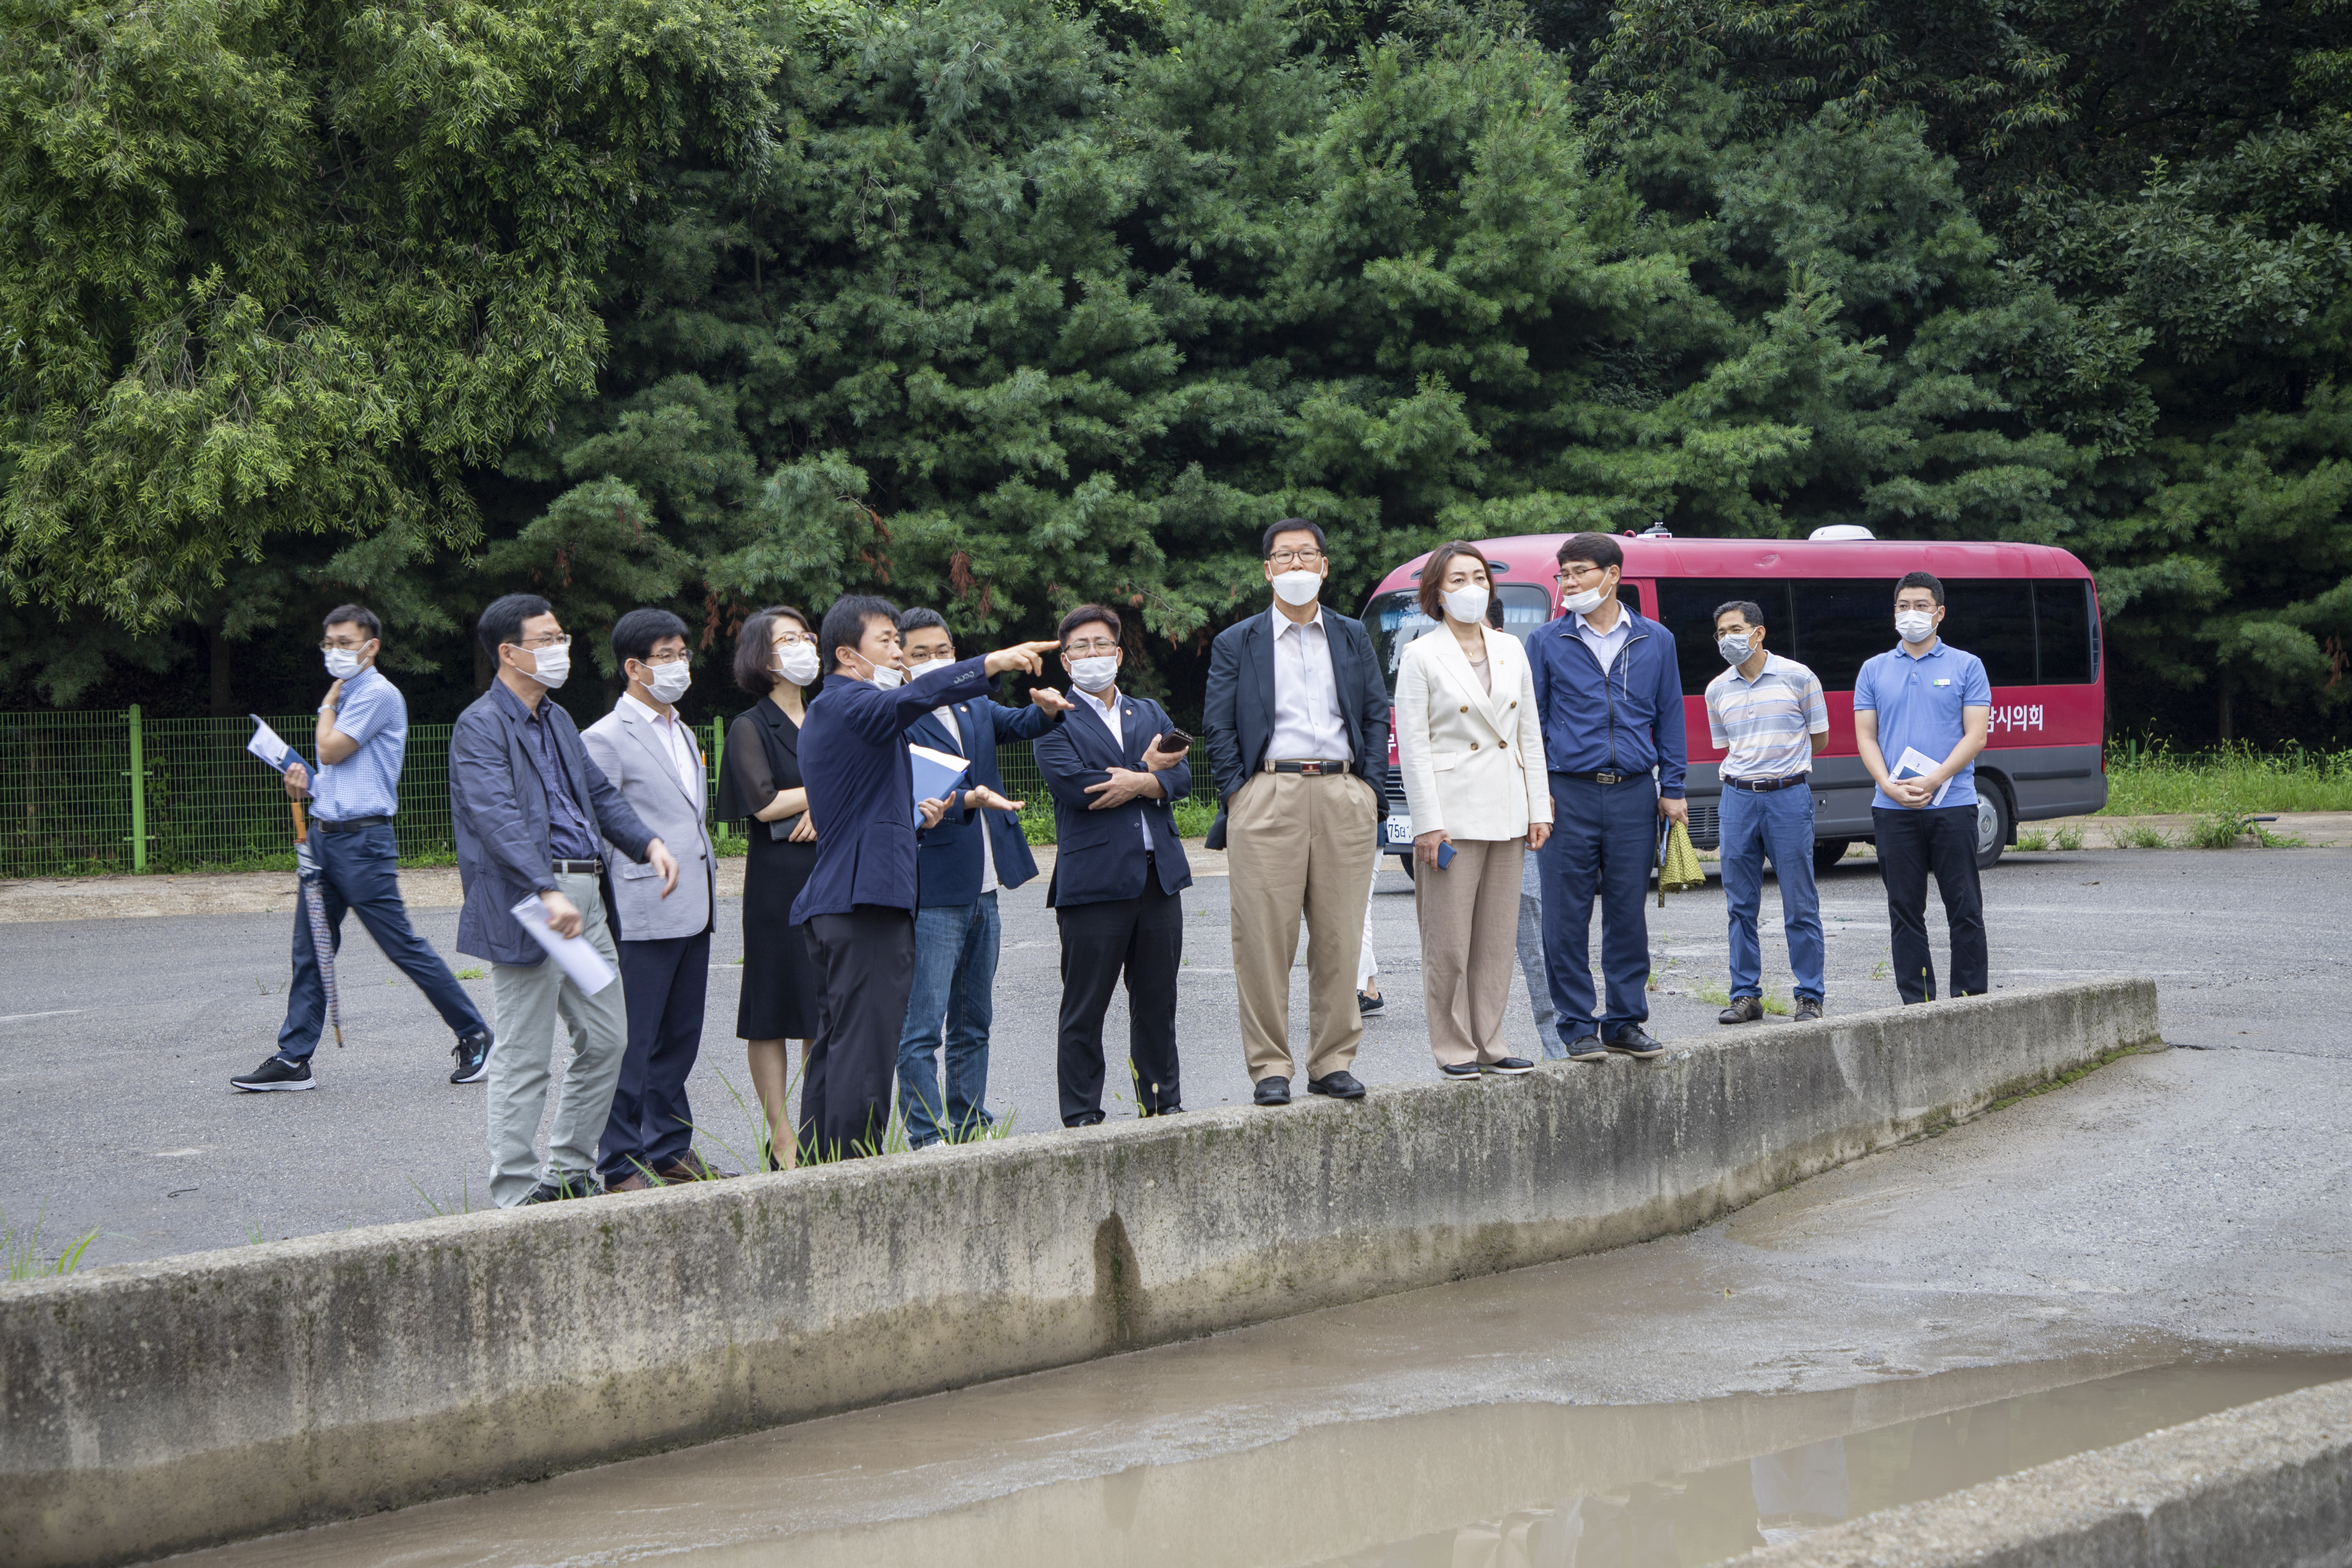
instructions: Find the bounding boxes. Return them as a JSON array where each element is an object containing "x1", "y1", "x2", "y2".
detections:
[
  {"x1": 313, "y1": 815, "x2": 390, "y2": 834},
  {"x1": 1263, "y1": 758, "x2": 1352, "y2": 776},
  {"x1": 1556, "y1": 770, "x2": 1638, "y2": 785},
  {"x1": 1724, "y1": 774, "x2": 1810, "y2": 793},
  {"x1": 551, "y1": 859, "x2": 602, "y2": 875}
]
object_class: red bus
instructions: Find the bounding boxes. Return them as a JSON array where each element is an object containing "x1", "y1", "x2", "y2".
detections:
[{"x1": 1361, "y1": 531, "x2": 2106, "y2": 872}]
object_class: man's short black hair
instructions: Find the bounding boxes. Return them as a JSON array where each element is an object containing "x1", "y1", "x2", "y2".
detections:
[
  {"x1": 1714, "y1": 599, "x2": 1766, "y2": 629},
  {"x1": 897, "y1": 607, "x2": 950, "y2": 639},
  {"x1": 820, "y1": 593, "x2": 901, "y2": 674},
  {"x1": 322, "y1": 604, "x2": 381, "y2": 642},
  {"x1": 612, "y1": 607, "x2": 689, "y2": 668},
  {"x1": 478, "y1": 593, "x2": 553, "y2": 657},
  {"x1": 1896, "y1": 571, "x2": 1946, "y2": 606},
  {"x1": 735, "y1": 605, "x2": 813, "y2": 695},
  {"x1": 1262, "y1": 518, "x2": 1326, "y2": 556},
  {"x1": 1557, "y1": 532, "x2": 1624, "y2": 573},
  {"x1": 1057, "y1": 603, "x2": 1123, "y2": 647}
]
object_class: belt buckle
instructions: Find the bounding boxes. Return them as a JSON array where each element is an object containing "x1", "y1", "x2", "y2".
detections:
[
  {"x1": 1298, "y1": 760, "x2": 1324, "y2": 776},
  {"x1": 1596, "y1": 770, "x2": 1623, "y2": 785}
]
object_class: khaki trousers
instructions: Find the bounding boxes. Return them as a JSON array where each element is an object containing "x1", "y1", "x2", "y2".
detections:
[
  {"x1": 1228, "y1": 769, "x2": 1381, "y2": 1083},
  {"x1": 1413, "y1": 837, "x2": 1525, "y2": 1067},
  {"x1": 486, "y1": 871, "x2": 628, "y2": 1207}
]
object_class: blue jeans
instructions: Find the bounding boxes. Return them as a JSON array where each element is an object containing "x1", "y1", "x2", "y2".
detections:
[
  {"x1": 1540, "y1": 773, "x2": 1657, "y2": 1043},
  {"x1": 894, "y1": 894, "x2": 1000, "y2": 1147},
  {"x1": 1720, "y1": 784, "x2": 1825, "y2": 1003},
  {"x1": 276, "y1": 822, "x2": 484, "y2": 1060}
]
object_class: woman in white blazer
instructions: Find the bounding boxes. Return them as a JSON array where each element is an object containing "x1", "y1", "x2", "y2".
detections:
[{"x1": 1395, "y1": 541, "x2": 1553, "y2": 1077}]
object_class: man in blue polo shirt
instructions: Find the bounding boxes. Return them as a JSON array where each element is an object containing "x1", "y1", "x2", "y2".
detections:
[
  {"x1": 1851, "y1": 571, "x2": 1992, "y2": 1003},
  {"x1": 231, "y1": 605, "x2": 493, "y2": 1092}
]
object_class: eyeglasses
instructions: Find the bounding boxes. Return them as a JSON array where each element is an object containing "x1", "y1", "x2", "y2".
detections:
[
  {"x1": 636, "y1": 650, "x2": 689, "y2": 666},
  {"x1": 1556, "y1": 563, "x2": 1609, "y2": 582},
  {"x1": 772, "y1": 629, "x2": 812, "y2": 646},
  {"x1": 513, "y1": 633, "x2": 571, "y2": 649},
  {"x1": 318, "y1": 639, "x2": 372, "y2": 651},
  {"x1": 1266, "y1": 548, "x2": 1326, "y2": 567},
  {"x1": 1063, "y1": 639, "x2": 1119, "y2": 657}
]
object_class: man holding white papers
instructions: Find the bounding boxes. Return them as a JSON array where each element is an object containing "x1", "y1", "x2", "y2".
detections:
[
  {"x1": 892, "y1": 608, "x2": 1062, "y2": 1148},
  {"x1": 792, "y1": 595, "x2": 1061, "y2": 1159},
  {"x1": 1853, "y1": 572, "x2": 1992, "y2": 1004},
  {"x1": 451, "y1": 593, "x2": 680, "y2": 1206},
  {"x1": 231, "y1": 606, "x2": 493, "y2": 1093}
]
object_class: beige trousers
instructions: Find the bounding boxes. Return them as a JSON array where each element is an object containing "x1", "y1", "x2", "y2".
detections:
[
  {"x1": 1228, "y1": 769, "x2": 1382, "y2": 1083},
  {"x1": 1413, "y1": 837, "x2": 1526, "y2": 1067}
]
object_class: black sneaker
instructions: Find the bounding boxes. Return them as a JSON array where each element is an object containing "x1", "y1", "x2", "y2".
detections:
[
  {"x1": 1440, "y1": 1062, "x2": 1482, "y2": 1080},
  {"x1": 1795, "y1": 998, "x2": 1823, "y2": 1021},
  {"x1": 1718, "y1": 995, "x2": 1763, "y2": 1024},
  {"x1": 1481, "y1": 1057, "x2": 1535, "y2": 1075},
  {"x1": 1357, "y1": 989, "x2": 1386, "y2": 1015},
  {"x1": 231, "y1": 1054, "x2": 314, "y2": 1092},
  {"x1": 450, "y1": 1028, "x2": 492, "y2": 1084},
  {"x1": 1565, "y1": 1036, "x2": 1610, "y2": 1063},
  {"x1": 522, "y1": 1172, "x2": 598, "y2": 1204}
]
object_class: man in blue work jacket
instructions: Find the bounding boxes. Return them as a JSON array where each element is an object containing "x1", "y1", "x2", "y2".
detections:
[
  {"x1": 790, "y1": 594, "x2": 1061, "y2": 1159},
  {"x1": 1526, "y1": 532, "x2": 1689, "y2": 1061}
]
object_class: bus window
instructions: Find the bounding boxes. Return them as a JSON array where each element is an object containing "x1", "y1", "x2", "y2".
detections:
[
  {"x1": 1362, "y1": 582, "x2": 1554, "y2": 698},
  {"x1": 2035, "y1": 579, "x2": 2097, "y2": 683},
  {"x1": 1653, "y1": 579, "x2": 1793, "y2": 695},
  {"x1": 1790, "y1": 579, "x2": 1893, "y2": 692},
  {"x1": 1940, "y1": 580, "x2": 2036, "y2": 687}
]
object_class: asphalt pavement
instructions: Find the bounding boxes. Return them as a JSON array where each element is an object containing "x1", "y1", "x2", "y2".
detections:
[{"x1": 3, "y1": 842, "x2": 2343, "y2": 1266}]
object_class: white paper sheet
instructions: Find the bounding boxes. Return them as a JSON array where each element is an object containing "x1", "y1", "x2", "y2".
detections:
[
  {"x1": 247, "y1": 715, "x2": 295, "y2": 773},
  {"x1": 510, "y1": 894, "x2": 619, "y2": 995},
  {"x1": 909, "y1": 742, "x2": 971, "y2": 825},
  {"x1": 1891, "y1": 746, "x2": 1954, "y2": 808}
]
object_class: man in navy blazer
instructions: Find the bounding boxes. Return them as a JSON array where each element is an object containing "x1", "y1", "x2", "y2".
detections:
[
  {"x1": 1032, "y1": 604, "x2": 1193, "y2": 1127},
  {"x1": 450, "y1": 593, "x2": 678, "y2": 1206},
  {"x1": 1201, "y1": 519, "x2": 1390, "y2": 1106},
  {"x1": 893, "y1": 606, "x2": 1067, "y2": 1147},
  {"x1": 790, "y1": 594, "x2": 1060, "y2": 1158}
]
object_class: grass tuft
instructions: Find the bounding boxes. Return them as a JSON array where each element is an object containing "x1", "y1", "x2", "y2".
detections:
[
  {"x1": 4, "y1": 1205, "x2": 98, "y2": 1281},
  {"x1": 2103, "y1": 740, "x2": 2352, "y2": 816}
]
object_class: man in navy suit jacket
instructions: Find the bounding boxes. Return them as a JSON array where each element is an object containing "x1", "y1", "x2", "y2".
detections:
[
  {"x1": 1032, "y1": 604, "x2": 1193, "y2": 1127},
  {"x1": 790, "y1": 594, "x2": 1060, "y2": 1158},
  {"x1": 1201, "y1": 520, "x2": 1390, "y2": 1107},
  {"x1": 893, "y1": 607, "x2": 1067, "y2": 1146}
]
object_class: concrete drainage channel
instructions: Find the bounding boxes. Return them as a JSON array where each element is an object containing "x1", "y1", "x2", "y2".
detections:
[{"x1": 3, "y1": 976, "x2": 2248, "y2": 1568}]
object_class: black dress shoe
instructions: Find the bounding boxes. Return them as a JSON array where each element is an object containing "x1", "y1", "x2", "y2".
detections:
[
  {"x1": 1357, "y1": 989, "x2": 1385, "y2": 1015},
  {"x1": 1143, "y1": 1104, "x2": 1184, "y2": 1116},
  {"x1": 1481, "y1": 1057, "x2": 1535, "y2": 1075},
  {"x1": 1718, "y1": 995, "x2": 1763, "y2": 1024},
  {"x1": 520, "y1": 1178, "x2": 596, "y2": 1205},
  {"x1": 1795, "y1": 998, "x2": 1824, "y2": 1021},
  {"x1": 1606, "y1": 1026, "x2": 1667, "y2": 1060},
  {"x1": 449, "y1": 1027, "x2": 492, "y2": 1084},
  {"x1": 1064, "y1": 1111, "x2": 1108, "y2": 1128},
  {"x1": 1440, "y1": 1062, "x2": 1481, "y2": 1080},
  {"x1": 1254, "y1": 1076, "x2": 1291, "y2": 1106},
  {"x1": 1308, "y1": 1070, "x2": 1366, "y2": 1099},
  {"x1": 1565, "y1": 1037, "x2": 1610, "y2": 1063}
]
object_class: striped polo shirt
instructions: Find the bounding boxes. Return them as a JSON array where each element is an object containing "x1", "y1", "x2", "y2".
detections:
[{"x1": 1705, "y1": 653, "x2": 1828, "y2": 782}]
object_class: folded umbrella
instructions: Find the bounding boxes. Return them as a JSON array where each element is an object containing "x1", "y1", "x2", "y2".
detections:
[
  {"x1": 291, "y1": 800, "x2": 343, "y2": 1048},
  {"x1": 1656, "y1": 815, "x2": 1706, "y2": 906}
]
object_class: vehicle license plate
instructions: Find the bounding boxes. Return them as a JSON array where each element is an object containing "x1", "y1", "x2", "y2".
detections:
[{"x1": 1384, "y1": 812, "x2": 1415, "y2": 846}]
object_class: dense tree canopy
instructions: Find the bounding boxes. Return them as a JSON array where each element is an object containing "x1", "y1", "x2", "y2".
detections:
[{"x1": 3, "y1": 0, "x2": 2347, "y2": 744}]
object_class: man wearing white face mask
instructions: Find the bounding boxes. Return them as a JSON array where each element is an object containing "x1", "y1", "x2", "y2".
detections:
[
  {"x1": 231, "y1": 605, "x2": 493, "y2": 1093},
  {"x1": 583, "y1": 608, "x2": 728, "y2": 1189}
]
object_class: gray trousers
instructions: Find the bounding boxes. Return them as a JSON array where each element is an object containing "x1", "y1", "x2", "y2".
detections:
[
  {"x1": 1517, "y1": 890, "x2": 1563, "y2": 1059},
  {"x1": 487, "y1": 871, "x2": 628, "y2": 1206}
]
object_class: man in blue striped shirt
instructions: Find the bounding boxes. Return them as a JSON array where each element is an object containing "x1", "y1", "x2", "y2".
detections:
[{"x1": 1703, "y1": 599, "x2": 1829, "y2": 1024}]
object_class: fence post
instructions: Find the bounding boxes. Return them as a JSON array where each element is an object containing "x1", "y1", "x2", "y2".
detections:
[
  {"x1": 708, "y1": 717, "x2": 725, "y2": 839},
  {"x1": 126, "y1": 704, "x2": 148, "y2": 874}
]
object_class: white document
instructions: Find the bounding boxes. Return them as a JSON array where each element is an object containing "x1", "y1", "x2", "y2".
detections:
[
  {"x1": 1891, "y1": 746, "x2": 1954, "y2": 808},
  {"x1": 510, "y1": 894, "x2": 619, "y2": 995},
  {"x1": 247, "y1": 715, "x2": 295, "y2": 772}
]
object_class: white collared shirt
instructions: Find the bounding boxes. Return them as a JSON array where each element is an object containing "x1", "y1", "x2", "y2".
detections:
[
  {"x1": 928, "y1": 702, "x2": 996, "y2": 895},
  {"x1": 1571, "y1": 606, "x2": 1634, "y2": 674},
  {"x1": 623, "y1": 693, "x2": 703, "y2": 806},
  {"x1": 1265, "y1": 605, "x2": 1351, "y2": 762},
  {"x1": 1075, "y1": 684, "x2": 1155, "y2": 849}
]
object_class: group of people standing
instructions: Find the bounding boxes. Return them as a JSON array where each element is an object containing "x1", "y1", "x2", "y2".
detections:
[{"x1": 228, "y1": 521, "x2": 1994, "y2": 1205}]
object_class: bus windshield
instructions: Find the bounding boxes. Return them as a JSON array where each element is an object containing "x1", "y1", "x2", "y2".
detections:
[{"x1": 1363, "y1": 583, "x2": 1556, "y2": 699}]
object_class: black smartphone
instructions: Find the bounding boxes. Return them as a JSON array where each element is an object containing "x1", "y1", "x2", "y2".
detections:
[{"x1": 1158, "y1": 727, "x2": 1194, "y2": 752}]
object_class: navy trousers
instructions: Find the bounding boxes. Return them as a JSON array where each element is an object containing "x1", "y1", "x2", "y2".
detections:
[
  {"x1": 1539, "y1": 773, "x2": 1658, "y2": 1043},
  {"x1": 801, "y1": 905, "x2": 917, "y2": 1159},
  {"x1": 1871, "y1": 805, "x2": 1988, "y2": 1002},
  {"x1": 598, "y1": 929, "x2": 710, "y2": 1184},
  {"x1": 276, "y1": 821, "x2": 484, "y2": 1060}
]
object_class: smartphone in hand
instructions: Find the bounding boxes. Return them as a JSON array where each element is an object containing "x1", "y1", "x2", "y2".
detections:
[{"x1": 1436, "y1": 841, "x2": 1457, "y2": 868}]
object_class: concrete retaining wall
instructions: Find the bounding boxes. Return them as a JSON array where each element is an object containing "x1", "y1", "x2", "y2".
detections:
[
  {"x1": 1765, "y1": 1375, "x2": 2352, "y2": 1567},
  {"x1": 0, "y1": 978, "x2": 2159, "y2": 1567}
]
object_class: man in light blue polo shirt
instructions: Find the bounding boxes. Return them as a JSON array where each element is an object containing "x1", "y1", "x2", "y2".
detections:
[
  {"x1": 231, "y1": 605, "x2": 493, "y2": 1092},
  {"x1": 1705, "y1": 598, "x2": 1830, "y2": 1023},
  {"x1": 1851, "y1": 571, "x2": 1992, "y2": 1004}
]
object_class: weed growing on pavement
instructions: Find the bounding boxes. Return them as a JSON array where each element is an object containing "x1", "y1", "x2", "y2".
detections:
[
  {"x1": 453, "y1": 966, "x2": 484, "y2": 980},
  {"x1": 2104, "y1": 740, "x2": 2352, "y2": 816},
  {"x1": 2115, "y1": 821, "x2": 2176, "y2": 849},
  {"x1": 410, "y1": 1176, "x2": 474, "y2": 1217},
  {"x1": 2053, "y1": 823, "x2": 2085, "y2": 851},
  {"x1": 2016, "y1": 828, "x2": 2050, "y2": 851},
  {"x1": 240, "y1": 1221, "x2": 270, "y2": 1245},
  {"x1": 1869, "y1": 959, "x2": 1891, "y2": 981},
  {"x1": 1695, "y1": 980, "x2": 1732, "y2": 1007},
  {"x1": 1761, "y1": 989, "x2": 1792, "y2": 1017},
  {"x1": 3, "y1": 1205, "x2": 98, "y2": 1280},
  {"x1": 2188, "y1": 812, "x2": 2250, "y2": 848}
]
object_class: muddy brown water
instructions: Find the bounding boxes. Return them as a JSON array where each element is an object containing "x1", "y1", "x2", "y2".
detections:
[{"x1": 175, "y1": 1345, "x2": 2348, "y2": 1567}]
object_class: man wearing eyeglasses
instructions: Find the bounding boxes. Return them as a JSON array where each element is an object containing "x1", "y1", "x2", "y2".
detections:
[
  {"x1": 231, "y1": 605, "x2": 494, "y2": 1093},
  {"x1": 451, "y1": 593, "x2": 681, "y2": 1205},
  {"x1": 1202, "y1": 519, "x2": 1390, "y2": 1107},
  {"x1": 582, "y1": 608, "x2": 729, "y2": 1191}
]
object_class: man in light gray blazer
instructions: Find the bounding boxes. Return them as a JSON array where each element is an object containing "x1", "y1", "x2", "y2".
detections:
[{"x1": 583, "y1": 608, "x2": 726, "y2": 1189}]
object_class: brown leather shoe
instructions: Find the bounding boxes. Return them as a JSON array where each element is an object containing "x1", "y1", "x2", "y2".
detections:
[
  {"x1": 656, "y1": 1153, "x2": 738, "y2": 1183},
  {"x1": 605, "y1": 1172, "x2": 657, "y2": 1194},
  {"x1": 1718, "y1": 995, "x2": 1763, "y2": 1024}
]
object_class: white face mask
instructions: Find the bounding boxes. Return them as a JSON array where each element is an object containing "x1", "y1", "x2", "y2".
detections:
[
  {"x1": 1896, "y1": 609, "x2": 1937, "y2": 645},
  {"x1": 1271, "y1": 569, "x2": 1323, "y2": 607},
  {"x1": 1562, "y1": 583, "x2": 1607, "y2": 616},
  {"x1": 643, "y1": 660, "x2": 691, "y2": 705},
  {"x1": 1069, "y1": 655, "x2": 1119, "y2": 692},
  {"x1": 868, "y1": 660, "x2": 905, "y2": 690},
  {"x1": 903, "y1": 655, "x2": 948, "y2": 678},
  {"x1": 324, "y1": 647, "x2": 364, "y2": 680},
  {"x1": 529, "y1": 645, "x2": 570, "y2": 689},
  {"x1": 1717, "y1": 632, "x2": 1753, "y2": 665},
  {"x1": 773, "y1": 643, "x2": 821, "y2": 687},
  {"x1": 1441, "y1": 585, "x2": 1489, "y2": 624}
]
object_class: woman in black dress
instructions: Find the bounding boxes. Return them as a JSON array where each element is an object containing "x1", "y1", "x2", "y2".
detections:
[{"x1": 717, "y1": 605, "x2": 823, "y2": 1169}]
